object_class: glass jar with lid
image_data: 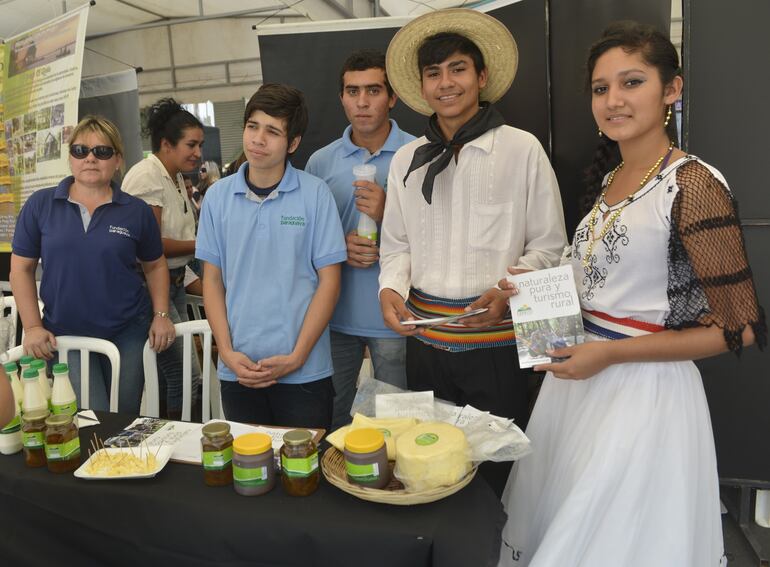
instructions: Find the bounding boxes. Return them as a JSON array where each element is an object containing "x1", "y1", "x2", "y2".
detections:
[
  {"x1": 201, "y1": 422, "x2": 234, "y2": 486},
  {"x1": 22, "y1": 408, "x2": 49, "y2": 467},
  {"x1": 44, "y1": 413, "x2": 81, "y2": 473},
  {"x1": 280, "y1": 429, "x2": 319, "y2": 496}
]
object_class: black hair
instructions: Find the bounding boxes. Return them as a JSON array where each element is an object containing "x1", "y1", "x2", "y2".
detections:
[
  {"x1": 581, "y1": 21, "x2": 681, "y2": 216},
  {"x1": 144, "y1": 98, "x2": 203, "y2": 153},
  {"x1": 243, "y1": 84, "x2": 308, "y2": 151},
  {"x1": 339, "y1": 49, "x2": 393, "y2": 97},
  {"x1": 417, "y1": 32, "x2": 485, "y2": 77}
]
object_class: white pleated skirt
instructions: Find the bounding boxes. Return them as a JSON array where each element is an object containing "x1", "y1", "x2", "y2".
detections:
[{"x1": 498, "y1": 358, "x2": 726, "y2": 567}]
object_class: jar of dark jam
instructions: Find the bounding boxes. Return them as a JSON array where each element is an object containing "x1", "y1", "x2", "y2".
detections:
[
  {"x1": 21, "y1": 409, "x2": 49, "y2": 468},
  {"x1": 44, "y1": 413, "x2": 81, "y2": 473},
  {"x1": 201, "y1": 422, "x2": 233, "y2": 486},
  {"x1": 280, "y1": 429, "x2": 319, "y2": 496}
]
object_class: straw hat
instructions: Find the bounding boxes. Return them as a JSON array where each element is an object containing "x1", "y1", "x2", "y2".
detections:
[{"x1": 386, "y1": 9, "x2": 518, "y2": 116}]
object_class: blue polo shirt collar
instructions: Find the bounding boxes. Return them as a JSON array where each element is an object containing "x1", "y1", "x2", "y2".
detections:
[
  {"x1": 233, "y1": 162, "x2": 300, "y2": 196},
  {"x1": 341, "y1": 119, "x2": 402, "y2": 158},
  {"x1": 53, "y1": 176, "x2": 130, "y2": 204}
]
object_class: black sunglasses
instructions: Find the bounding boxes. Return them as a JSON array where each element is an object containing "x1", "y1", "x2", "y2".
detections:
[{"x1": 69, "y1": 144, "x2": 116, "y2": 160}]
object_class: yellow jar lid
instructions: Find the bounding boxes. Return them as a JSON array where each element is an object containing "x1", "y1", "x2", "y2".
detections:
[
  {"x1": 233, "y1": 433, "x2": 272, "y2": 456},
  {"x1": 345, "y1": 428, "x2": 385, "y2": 454}
]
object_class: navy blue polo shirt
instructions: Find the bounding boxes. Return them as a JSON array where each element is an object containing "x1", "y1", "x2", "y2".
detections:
[{"x1": 12, "y1": 177, "x2": 163, "y2": 339}]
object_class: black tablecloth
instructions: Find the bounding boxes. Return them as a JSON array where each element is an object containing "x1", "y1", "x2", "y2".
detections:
[{"x1": 0, "y1": 412, "x2": 506, "y2": 567}]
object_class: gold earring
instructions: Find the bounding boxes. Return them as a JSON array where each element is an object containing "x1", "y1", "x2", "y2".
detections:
[{"x1": 663, "y1": 105, "x2": 672, "y2": 128}]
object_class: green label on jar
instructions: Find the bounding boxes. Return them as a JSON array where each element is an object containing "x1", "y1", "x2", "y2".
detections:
[
  {"x1": 45, "y1": 437, "x2": 81, "y2": 461},
  {"x1": 1, "y1": 415, "x2": 20, "y2": 433},
  {"x1": 346, "y1": 461, "x2": 381, "y2": 483},
  {"x1": 203, "y1": 446, "x2": 233, "y2": 470},
  {"x1": 281, "y1": 452, "x2": 318, "y2": 478},
  {"x1": 233, "y1": 464, "x2": 268, "y2": 487},
  {"x1": 52, "y1": 401, "x2": 77, "y2": 416},
  {"x1": 415, "y1": 433, "x2": 439, "y2": 446},
  {"x1": 23, "y1": 431, "x2": 44, "y2": 448}
]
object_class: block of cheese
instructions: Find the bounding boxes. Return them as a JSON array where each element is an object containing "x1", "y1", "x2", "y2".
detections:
[
  {"x1": 351, "y1": 414, "x2": 418, "y2": 460},
  {"x1": 326, "y1": 425, "x2": 353, "y2": 453},
  {"x1": 394, "y1": 422, "x2": 471, "y2": 492}
]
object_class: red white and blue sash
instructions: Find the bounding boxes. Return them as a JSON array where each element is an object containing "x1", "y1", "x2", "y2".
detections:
[{"x1": 582, "y1": 309, "x2": 665, "y2": 340}]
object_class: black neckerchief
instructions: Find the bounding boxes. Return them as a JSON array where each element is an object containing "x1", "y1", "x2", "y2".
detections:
[{"x1": 403, "y1": 102, "x2": 506, "y2": 204}]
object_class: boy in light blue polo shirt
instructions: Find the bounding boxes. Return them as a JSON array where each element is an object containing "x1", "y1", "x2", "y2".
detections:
[
  {"x1": 306, "y1": 50, "x2": 415, "y2": 430},
  {"x1": 196, "y1": 84, "x2": 346, "y2": 430}
]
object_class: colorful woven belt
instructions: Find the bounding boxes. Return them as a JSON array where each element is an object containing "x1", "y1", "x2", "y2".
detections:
[
  {"x1": 582, "y1": 309, "x2": 665, "y2": 340},
  {"x1": 405, "y1": 288, "x2": 516, "y2": 353}
]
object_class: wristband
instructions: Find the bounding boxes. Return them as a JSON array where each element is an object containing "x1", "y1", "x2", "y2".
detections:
[{"x1": 154, "y1": 311, "x2": 169, "y2": 318}]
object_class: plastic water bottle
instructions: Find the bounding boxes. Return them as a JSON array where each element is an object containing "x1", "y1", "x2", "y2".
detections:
[
  {"x1": 51, "y1": 363, "x2": 77, "y2": 416},
  {"x1": 353, "y1": 164, "x2": 378, "y2": 241},
  {"x1": 30, "y1": 358, "x2": 51, "y2": 406},
  {"x1": 4, "y1": 362, "x2": 23, "y2": 411},
  {"x1": 0, "y1": 371, "x2": 22, "y2": 454},
  {"x1": 22, "y1": 368, "x2": 48, "y2": 415}
]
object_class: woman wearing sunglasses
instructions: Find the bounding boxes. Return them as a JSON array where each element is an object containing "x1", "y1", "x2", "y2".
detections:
[
  {"x1": 121, "y1": 98, "x2": 202, "y2": 420},
  {"x1": 10, "y1": 116, "x2": 175, "y2": 413}
]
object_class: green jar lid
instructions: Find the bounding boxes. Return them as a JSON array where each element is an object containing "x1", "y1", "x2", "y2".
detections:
[
  {"x1": 19, "y1": 356, "x2": 34, "y2": 365},
  {"x1": 22, "y1": 368, "x2": 38, "y2": 380},
  {"x1": 283, "y1": 429, "x2": 313, "y2": 446},
  {"x1": 3, "y1": 362, "x2": 17, "y2": 373},
  {"x1": 30, "y1": 359, "x2": 46, "y2": 370},
  {"x1": 45, "y1": 413, "x2": 73, "y2": 427},
  {"x1": 202, "y1": 422, "x2": 230, "y2": 438},
  {"x1": 53, "y1": 363, "x2": 69, "y2": 374}
]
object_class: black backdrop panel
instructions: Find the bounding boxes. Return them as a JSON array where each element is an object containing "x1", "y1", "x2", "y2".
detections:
[
  {"x1": 686, "y1": 0, "x2": 770, "y2": 483},
  {"x1": 548, "y1": 0, "x2": 670, "y2": 234},
  {"x1": 257, "y1": 0, "x2": 549, "y2": 169}
]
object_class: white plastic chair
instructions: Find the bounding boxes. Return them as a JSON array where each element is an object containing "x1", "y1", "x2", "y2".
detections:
[
  {"x1": 142, "y1": 319, "x2": 223, "y2": 422},
  {"x1": 185, "y1": 294, "x2": 205, "y2": 321},
  {"x1": 1, "y1": 336, "x2": 121, "y2": 412}
]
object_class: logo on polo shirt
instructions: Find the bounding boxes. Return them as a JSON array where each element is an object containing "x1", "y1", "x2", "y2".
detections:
[
  {"x1": 109, "y1": 225, "x2": 132, "y2": 238},
  {"x1": 280, "y1": 215, "x2": 305, "y2": 227}
]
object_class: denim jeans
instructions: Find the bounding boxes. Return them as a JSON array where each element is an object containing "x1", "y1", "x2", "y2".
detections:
[
  {"x1": 329, "y1": 331, "x2": 406, "y2": 430},
  {"x1": 220, "y1": 377, "x2": 334, "y2": 432},
  {"x1": 66, "y1": 307, "x2": 151, "y2": 413},
  {"x1": 156, "y1": 268, "x2": 201, "y2": 413}
]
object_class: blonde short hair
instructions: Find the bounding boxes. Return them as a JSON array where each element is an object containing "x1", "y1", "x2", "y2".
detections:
[{"x1": 68, "y1": 115, "x2": 125, "y2": 158}]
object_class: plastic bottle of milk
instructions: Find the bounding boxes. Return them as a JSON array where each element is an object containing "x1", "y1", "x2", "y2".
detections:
[
  {"x1": 51, "y1": 363, "x2": 77, "y2": 416},
  {"x1": 353, "y1": 164, "x2": 378, "y2": 241},
  {"x1": 4, "y1": 361, "x2": 22, "y2": 411},
  {"x1": 30, "y1": 358, "x2": 51, "y2": 406},
  {"x1": 22, "y1": 368, "x2": 48, "y2": 415},
  {"x1": 0, "y1": 372, "x2": 23, "y2": 454},
  {"x1": 19, "y1": 355, "x2": 34, "y2": 376}
]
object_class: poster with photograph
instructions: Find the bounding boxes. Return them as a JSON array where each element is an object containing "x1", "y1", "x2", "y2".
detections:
[
  {"x1": 507, "y1": 265, "x2": 585, "y2": 369},
  {"x1": 0, "y1": 5, "x2": 89, "y2": 250}
]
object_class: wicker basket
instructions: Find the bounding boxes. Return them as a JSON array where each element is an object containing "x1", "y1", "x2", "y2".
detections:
[{"x1": 321, "y1": 447, "x2": 476, "y2": 505}]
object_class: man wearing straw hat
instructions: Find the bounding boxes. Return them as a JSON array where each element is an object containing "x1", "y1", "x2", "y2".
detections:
[{"x1": 379, "y1": 9, "x2": 566, "y2": 493}]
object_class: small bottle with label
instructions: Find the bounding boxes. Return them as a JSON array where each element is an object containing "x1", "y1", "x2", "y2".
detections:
[
  {"x1": 19, "y1": 355, "x2": 34, "y2": 376},
  {"x1": 30, "y1": 359, "x2": 51, "y2": 406},
  {"x1": 44, "y1": 413, "x2": 81, "y2": 473},
  {"x1": 21, "y1": 408, "x2": 49, "y2": 467},
  {"x1": 0, "y1": 372, "x2": 22, "y2": 454},
  {"x1": 233, "y1": 432, "x2": 275, "y2": 496},
  {"x1": 4, "y1": 362, "x2": 23, "y2": 411},
  {"x1": 51, "y1": 363, "x2": 77, "y2": 416},
  {"x1": 280, "y1": 429, "x2": 319, "y2": 496},
  {"x1": 22, "y1": 368, "x2": 48, "y2": 415},
  {"x1": 201, "y1": 422, "x2": 234, "y2": 487}
]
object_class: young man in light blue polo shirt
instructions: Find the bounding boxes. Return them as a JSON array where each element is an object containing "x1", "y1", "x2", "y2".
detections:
[
  {"x1": 306, "y1": 50, "x2": 416, "y2": 429},
  {"x1": 196, "y1": 84, "x2": 346, "y2": 430}
]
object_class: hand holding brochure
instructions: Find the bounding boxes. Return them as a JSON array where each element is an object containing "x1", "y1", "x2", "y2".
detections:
[
  {"x1": 507, "y1": 266, "x2": 585, "y2": 368},
  {"x1": 400, "y1": 307, "x2": 489, "y2": 327}
]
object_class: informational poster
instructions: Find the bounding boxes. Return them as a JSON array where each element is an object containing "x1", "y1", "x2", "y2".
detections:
[{"x1": 0, "y1": 5, "x2": 89, "y2": 250}]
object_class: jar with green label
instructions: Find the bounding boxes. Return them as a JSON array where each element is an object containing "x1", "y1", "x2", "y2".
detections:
[
  {"x1": 201, "y1": 422, "x2": 233, "y2": 486},
  {"x1": 233, "y1": 433, "x2": 275, "y2": 496},
  {"x1": 280, "y1": 429, "x2": 319, "y2": 496},
  {"x1": 22, "y1": 409, "x2": 49, "y2": 467},
  {"x1": 344, "y1": 428, "x2": 390, "y2": 489},
  {"x1": 44, "y1": 413, "x2": 81, "y2": 473}
]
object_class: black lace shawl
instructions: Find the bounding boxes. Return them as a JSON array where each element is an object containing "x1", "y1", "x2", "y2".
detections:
[{"x1": 666, "y1": 160, "x2": 767, "y2": 354}]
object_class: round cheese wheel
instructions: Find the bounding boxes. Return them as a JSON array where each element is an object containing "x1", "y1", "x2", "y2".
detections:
[{"x1": 395, "y1": 422, "x2": 471, "y2": 491}]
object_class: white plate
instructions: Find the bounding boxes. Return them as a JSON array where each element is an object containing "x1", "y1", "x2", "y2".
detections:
[
  {"x1": 401, "y1": 307, "x2": 489, "y2": 327},
  {"x1": 74, "y1": 445, "x2": 173, "y2": 480}
]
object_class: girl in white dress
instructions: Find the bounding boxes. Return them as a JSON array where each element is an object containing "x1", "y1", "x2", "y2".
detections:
[{"x1": 497, "y1": 21, "x2": 766, "y2": 567}]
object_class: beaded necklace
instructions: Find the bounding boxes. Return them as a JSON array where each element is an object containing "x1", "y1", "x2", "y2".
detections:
[{"x1": 582, "y1": 141, "x2": 675, "y2": 267}]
